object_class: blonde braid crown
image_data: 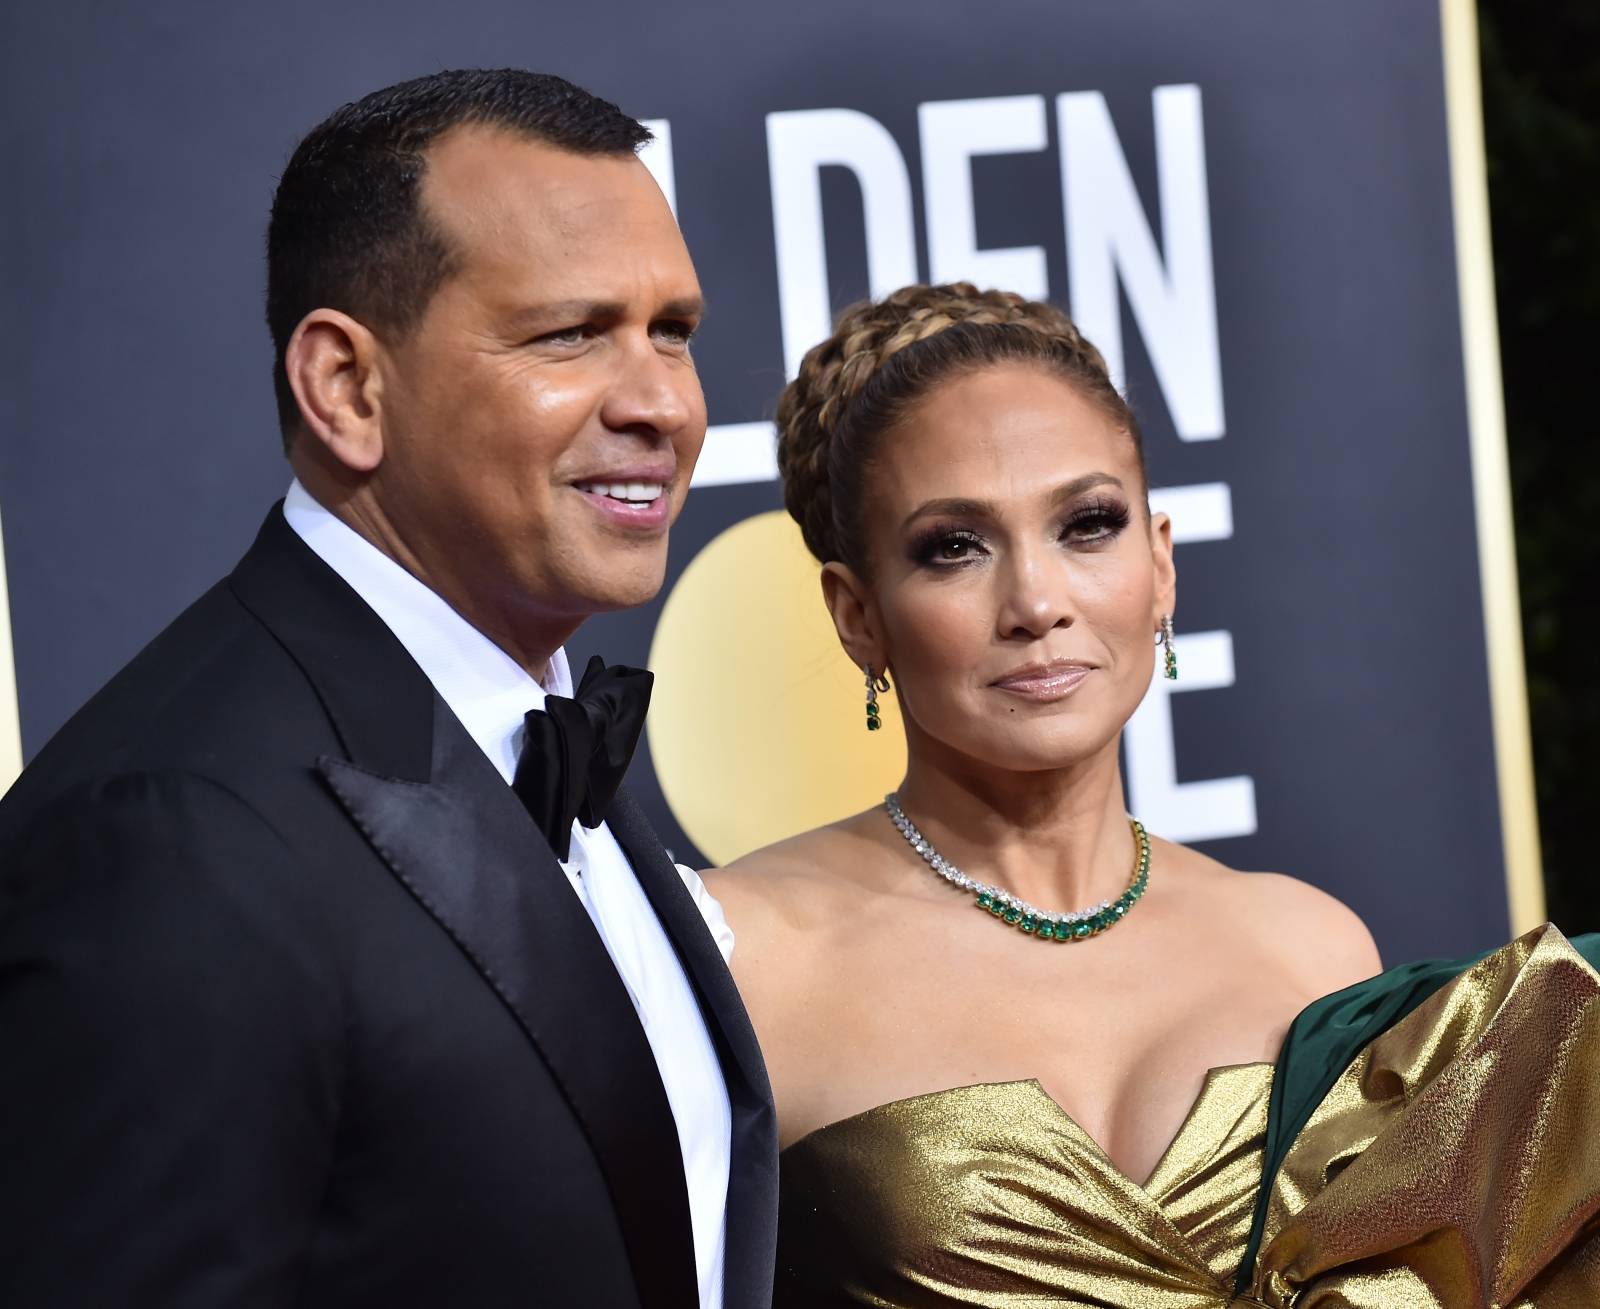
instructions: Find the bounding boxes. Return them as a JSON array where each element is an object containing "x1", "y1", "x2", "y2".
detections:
[{"x1": 774, "y1": 282, "x2": 1141, "y2": 566}]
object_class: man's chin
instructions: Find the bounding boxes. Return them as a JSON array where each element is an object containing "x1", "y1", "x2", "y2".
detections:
[{"x1": 565, "y1": 560, "x2": 668, "y2": 616}]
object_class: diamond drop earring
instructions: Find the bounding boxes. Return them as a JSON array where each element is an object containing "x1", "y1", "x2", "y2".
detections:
[{"x1": 1159, "y1": 614, "x2": 1178, "y2": 681}]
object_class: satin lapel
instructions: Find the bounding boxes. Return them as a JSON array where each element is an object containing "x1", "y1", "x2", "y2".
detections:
[
  {"x1": 318, "y1": 701, "x2": 699, "y2": 1309},
  {"x1": 604, "y1": 790, "x2": 780, "y2": 1305},
  {"x1": 228, "y1": 504, "x2": 434, "y2": 781}
]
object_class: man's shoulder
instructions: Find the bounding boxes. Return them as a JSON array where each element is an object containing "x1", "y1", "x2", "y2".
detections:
[{"x1": 4, "y1": 576, "x2": 331, "y2": 829}]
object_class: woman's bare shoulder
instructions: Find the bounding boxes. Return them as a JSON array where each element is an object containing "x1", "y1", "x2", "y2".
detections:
[
  {"x1": 1162, "y1": 838, "x2": 1382, "y2": 994},
  {"x1": 701, "y1": 810, "x2": 885, "y2": 935}
]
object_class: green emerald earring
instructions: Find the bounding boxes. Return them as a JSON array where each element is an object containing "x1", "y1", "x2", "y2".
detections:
[
  {"x1": 865, "y1": 666, "x2": 891, "y2": 731},
  {"x1": 1160, "y1": 614, "x2": 1178, "y2": 680}
]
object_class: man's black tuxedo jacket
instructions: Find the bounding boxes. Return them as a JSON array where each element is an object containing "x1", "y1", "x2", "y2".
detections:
[{"x1": 0, "y1": 507, "x2": 779, "y2": 1308}]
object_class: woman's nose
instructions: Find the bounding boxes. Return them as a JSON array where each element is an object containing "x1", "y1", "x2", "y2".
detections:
[{"x1": 996, "y1": 552, "x2": 1076, "y2": 640}]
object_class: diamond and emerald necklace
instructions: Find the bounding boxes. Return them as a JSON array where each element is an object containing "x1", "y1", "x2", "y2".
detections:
[{"x1": 884, "y1": 793, "x2": 1150, "y2": 942}]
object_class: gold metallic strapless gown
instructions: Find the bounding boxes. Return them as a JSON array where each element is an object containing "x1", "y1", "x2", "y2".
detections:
[{"x1": 777, "y1": 925, "x2": 1600, "y2": 1307}]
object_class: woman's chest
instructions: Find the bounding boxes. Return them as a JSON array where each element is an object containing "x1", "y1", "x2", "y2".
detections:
[{"x1": 769, "y1": 936, "x2": 1295, "y2": 1180}]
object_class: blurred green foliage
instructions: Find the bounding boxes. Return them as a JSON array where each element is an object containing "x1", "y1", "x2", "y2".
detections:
[{"x1": 1480, "y1": 2, "x2": 1600, "y2": 930}]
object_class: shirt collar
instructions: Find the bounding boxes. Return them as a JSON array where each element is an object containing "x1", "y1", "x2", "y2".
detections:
[{"x1": 281, "y1": 480, "x2": 569, "y2": 783}]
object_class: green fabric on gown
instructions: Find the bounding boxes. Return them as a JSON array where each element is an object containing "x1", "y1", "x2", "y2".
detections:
[{"x1": 1236, "y1": 930, "x2": 1600, "y2": 1295}]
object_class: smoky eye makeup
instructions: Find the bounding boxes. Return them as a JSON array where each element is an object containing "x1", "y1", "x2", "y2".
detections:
[
  {"x1": 902, "y1": 489, "x2": 1133, "y2": 567},
  {"x1": 907, "y1": 523, "x2": 989, "y2": 567},
  {"x1": 1059, "y1": 494, "x2": 1132, "y2": 544}
]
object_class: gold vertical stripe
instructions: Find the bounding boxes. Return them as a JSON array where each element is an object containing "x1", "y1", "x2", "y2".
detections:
[
  {"x1": 1440, "y1": 0, "x2": 1545, "y2": 931},
  {"x1": 0, "y1": 504, "x2": 22, "y2": 793}
]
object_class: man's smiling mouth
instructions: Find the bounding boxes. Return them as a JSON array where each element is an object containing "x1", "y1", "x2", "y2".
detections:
[{"x1": 573, "y1": 481, "x2": 666, "y2": 505}]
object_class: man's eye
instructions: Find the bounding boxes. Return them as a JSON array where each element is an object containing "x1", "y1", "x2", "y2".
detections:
[
  {"x1": 653, "y1": 320, "x2": 697, "y2": 346},
  {"x1": 536, "y1": 325, "x2": 589, "y2": 346}
]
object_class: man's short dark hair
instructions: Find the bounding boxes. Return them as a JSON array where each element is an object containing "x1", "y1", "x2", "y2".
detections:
[{"x1": 265, "y1": 69, "x2": 651, "y2": 443}]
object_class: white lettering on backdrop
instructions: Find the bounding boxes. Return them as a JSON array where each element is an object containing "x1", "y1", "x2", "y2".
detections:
[
  {"x1": 919, "y1": 94, "x2": 1051, "y2": 301},
  {"x1": 766, "y1": 108, "x2": 919, "y2": 382},
  {"x1": 1057, "y1": 86, "x2": 1225, "y2": 440}
]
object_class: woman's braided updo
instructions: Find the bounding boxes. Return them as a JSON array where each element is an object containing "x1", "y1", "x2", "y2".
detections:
[{"x1": 775, "y1": 282, "x2": 1144, "y2": 569}]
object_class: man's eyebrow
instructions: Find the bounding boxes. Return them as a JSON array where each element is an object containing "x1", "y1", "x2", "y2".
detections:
[
  {"x1": 509, "y1": 300, "x2": 625, "y2": 327},
  {"x1": 901, "y1": 473, "x2": 1124, "y2": 531},
  {"x1": 508, "y1": 296, "x2": 706, "y2": 328}
]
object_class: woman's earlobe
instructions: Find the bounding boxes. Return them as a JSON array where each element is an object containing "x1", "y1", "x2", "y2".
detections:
[
  {"x1": 820, "y1": 560, "x2": 884, "y2": 674},
  {"x1": 1148, "y1": 509, "x2": 1178, "y2": 615}
]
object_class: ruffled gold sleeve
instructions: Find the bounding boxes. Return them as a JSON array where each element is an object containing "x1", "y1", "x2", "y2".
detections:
[{"x1": 1242, "y1": 924, "x2": 1600, "y2": 1308}]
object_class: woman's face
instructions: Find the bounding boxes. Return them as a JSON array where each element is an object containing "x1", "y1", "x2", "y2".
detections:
[{"x1": 838, "y1": 361, "x2": 1174, "y2": 775}]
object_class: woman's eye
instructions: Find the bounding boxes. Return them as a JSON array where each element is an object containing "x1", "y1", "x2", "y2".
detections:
[
  {"x1": 1062, "y1": 505, "x2": 1131, "y2": 544},
  {"x1": 915, "y1": 530, "x2": 987, "y2": 566}
]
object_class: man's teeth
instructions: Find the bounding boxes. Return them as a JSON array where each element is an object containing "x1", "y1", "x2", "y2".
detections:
[{"x1": 576, "y1": 482, "x2": 665, "y2": 503}]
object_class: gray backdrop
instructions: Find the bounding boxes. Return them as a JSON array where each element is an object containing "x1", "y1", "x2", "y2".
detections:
[{"x1": 0, "y1": 2, "x2": 1509, "y2": 961}]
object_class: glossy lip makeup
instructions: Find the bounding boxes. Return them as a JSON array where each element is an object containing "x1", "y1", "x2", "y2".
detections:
[{"x1": 989, "y1": 660, "x2": 1095, "y2": 703}]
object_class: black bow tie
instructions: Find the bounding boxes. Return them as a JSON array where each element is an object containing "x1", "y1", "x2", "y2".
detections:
[{"x1": 512, "y1": 655, "x2": 653, "y2": 862}]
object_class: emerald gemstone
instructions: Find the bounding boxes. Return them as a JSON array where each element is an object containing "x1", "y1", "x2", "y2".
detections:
[
  {"x1": 1072, "y1": 922, "x2": 1093, "y2": 939},
  {"x1": 1002, "y1": 908, "x2": 1021, "y2": 924},
  {"x1": 866, "y1": 701, "x2": 880, "y2": 716},
  {"x1": 866, "y1": 718, "x2": 881, "y2": 731},
  {"x1": 976, "y1": 893, "x2": 994, "y2": 910},
  {"x1": 1019, "y1": 916, "x2": 1037, "y2": 934}
]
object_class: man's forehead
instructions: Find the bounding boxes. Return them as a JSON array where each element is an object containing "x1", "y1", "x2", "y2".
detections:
[{"x1": 420, "y1": 125, "x2": 667, "y2": 249}]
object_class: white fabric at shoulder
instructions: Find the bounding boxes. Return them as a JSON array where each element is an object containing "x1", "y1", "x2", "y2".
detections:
[{"x1": 676, "y1": 864, "x2": 735, "y2": 963}]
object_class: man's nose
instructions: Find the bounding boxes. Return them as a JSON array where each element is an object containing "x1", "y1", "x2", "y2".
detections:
[{"x1": 600, "y1": 332, "x2": 697, "y2": 438}]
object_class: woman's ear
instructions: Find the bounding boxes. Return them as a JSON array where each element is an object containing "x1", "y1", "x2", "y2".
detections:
[
  {"x1": 1149, "y1": 508, "x2": 1177, "y2": 627},
  {"x1": 283, "y1": 308, "x2": 385, "y2": 473},
  {"x1": 820, "y1": 561, "x2": 887, "y2": 675}
]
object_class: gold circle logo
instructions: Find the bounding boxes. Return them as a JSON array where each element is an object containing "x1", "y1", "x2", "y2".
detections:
[{"x1": 647, "y1": 511, "x2": 906, "y2": 865}]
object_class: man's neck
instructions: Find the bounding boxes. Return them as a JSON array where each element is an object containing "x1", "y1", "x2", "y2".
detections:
[{"x1": 289, "y1": 464, "x2": 573, "y2": 684}]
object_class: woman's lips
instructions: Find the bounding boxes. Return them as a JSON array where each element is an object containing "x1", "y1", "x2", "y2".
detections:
[{"x1": 990, "y1": 663, "x2": 1094, "y2": 701}]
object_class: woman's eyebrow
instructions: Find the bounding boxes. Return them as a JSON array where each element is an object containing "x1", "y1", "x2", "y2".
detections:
[
  {"x1": 900, "y1": 497, "x2": 995, "y2": 530},
  {"x1": 902, "y1": 474, "x2": 1124, "y2": 530},
  {"x1": 1049, "y1": 472, "x2": 1124, "y2": 504}
]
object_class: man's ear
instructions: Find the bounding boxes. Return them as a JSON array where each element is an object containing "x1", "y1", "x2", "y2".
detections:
[
  {"x1": 1149, "y1": 508, "x2": 1177, "y2": 628},
  {"x1": 283, "y1": 309, "x2": 385, "y2": 473},
  {"x1": 820, "y1": 561, "x2": 887, "y2": 676}
]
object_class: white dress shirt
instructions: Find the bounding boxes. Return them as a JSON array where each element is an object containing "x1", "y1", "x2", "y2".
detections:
[{"x1": 283, "y1": 481, "x2": 732, "y2": 1309}]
